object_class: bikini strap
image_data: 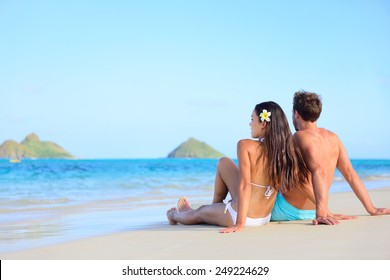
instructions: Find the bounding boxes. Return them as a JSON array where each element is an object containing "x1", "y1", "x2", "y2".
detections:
[
  {"x1": 264, "y1": 186, "x2": 274, "y2": 199},
  {"x1": 251, "y1": 183, "x2": 274, "y2": 199}
]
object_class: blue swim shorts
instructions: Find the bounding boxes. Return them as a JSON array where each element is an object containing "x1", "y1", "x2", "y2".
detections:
[{"x1": 271, "y1": 192, "x2": 316, "y2": 221}]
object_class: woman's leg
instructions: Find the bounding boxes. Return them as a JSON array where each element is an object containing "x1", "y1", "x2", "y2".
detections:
[
  {"x1": 212, "y1": 157, "x2": 239, "y2": 203},
  {"x1": 167, "y1": 203, "x2": 234, "y2": 227}
]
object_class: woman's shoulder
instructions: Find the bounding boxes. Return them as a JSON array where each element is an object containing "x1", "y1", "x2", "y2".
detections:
[{"x1": 237, "y1": 139, "x2": 259, "y2": 150}]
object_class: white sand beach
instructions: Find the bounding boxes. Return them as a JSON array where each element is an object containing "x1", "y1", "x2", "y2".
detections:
[{"x1": 1, "y1": 187, "x2": 390, "y2": 260}]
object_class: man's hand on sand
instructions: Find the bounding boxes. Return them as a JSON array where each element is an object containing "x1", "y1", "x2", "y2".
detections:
[
  {"x1": 329, "y1": 212, "x2": 358, "y2": 221},
  {"x1": 313, "y1": 216, "x2": 340, "y2": 225},
  {"x1": 370, "y1": 207, "x2": 390, "y2": 215}
]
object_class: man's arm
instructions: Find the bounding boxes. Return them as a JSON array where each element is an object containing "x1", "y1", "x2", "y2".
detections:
[
  {"x1": 336, "y1": 139, "x2": 390, "y2": 215},
  {"x1": 310, "y1": 163, "x2": 341, "y2": 224}
]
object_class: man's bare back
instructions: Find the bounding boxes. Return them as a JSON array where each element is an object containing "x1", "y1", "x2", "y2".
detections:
[
  {"x1": 295, "y1": 128, "x2": 339, "y2": 185},
  {"x1": 282, "y1": 127, "x2": 340, "y2": 211},
  {"x1": 282, "y1": 90, "x2": 390, "y2": 225}
]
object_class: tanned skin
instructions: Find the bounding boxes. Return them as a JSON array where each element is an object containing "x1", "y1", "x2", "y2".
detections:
[{"x1": 291, "y1": 110, "x2": 390, "y2": 225}]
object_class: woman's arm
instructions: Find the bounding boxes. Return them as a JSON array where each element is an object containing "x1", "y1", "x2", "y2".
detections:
[{"x1": 220, "y1": 140, "x2": 252, "y2": 233}]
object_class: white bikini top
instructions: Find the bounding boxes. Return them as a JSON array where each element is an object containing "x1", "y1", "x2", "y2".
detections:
[{"x1": 251, "y1": 183, "x2": 274, "y2": 199}]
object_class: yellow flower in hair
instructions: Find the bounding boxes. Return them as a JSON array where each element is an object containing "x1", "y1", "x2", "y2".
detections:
[{"x1": 260, "y1": 109, "x2": 271, "y2": 122}]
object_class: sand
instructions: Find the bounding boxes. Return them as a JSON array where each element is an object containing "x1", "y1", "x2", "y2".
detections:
[{"x1": 1, "y1": 187, "x2": 390, "y2": 260}]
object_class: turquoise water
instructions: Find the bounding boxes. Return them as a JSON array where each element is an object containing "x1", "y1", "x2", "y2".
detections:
[{"x1": 1, "y1": 158, "x2": 390, "y2": 253}]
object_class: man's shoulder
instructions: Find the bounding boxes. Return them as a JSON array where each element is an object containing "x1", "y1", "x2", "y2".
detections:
[
  {"x1": 293, "y1": 129, "x2": 314, "y2": 141},
  {"x1": 294, "y1": 127, "x2": 338, "y2": 138},
  {"x1": 294, "y1": 128, "x2": 340, "y2": 146},
  {"x1": 319, "y1": 128, "x2": 340, "y2": 140}
]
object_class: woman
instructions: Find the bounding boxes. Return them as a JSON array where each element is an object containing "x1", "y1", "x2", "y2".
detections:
[{"x1": 167, "y1": 101, "x2": 309, "y2": 233}]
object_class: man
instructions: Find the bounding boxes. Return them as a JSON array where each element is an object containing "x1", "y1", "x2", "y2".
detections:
[{"x1": 271, "y1": 90, "x2": 390, "y2": 225}]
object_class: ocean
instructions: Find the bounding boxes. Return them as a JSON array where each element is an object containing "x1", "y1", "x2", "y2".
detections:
[{"x1": 1, "y1": 158, "x2": 390, "y2": 253}]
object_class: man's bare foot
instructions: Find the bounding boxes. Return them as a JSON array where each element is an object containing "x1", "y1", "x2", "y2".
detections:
[
  {"x1": 177, "y1": 196, "x2": 193, "y2": 212},
  {"x1": 167, "y1": 207, "x2": 178, "y2": 225}
]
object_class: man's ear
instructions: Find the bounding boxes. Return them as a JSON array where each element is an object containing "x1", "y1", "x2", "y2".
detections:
[{"x1": 294, "y1": 110, "x2": 300, "y2": 120}]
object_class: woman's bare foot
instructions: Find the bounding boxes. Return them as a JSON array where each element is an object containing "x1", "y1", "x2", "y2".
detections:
[
  {"x1": 167, "y1": 207, "x2": 178, "y2": 225},
  {"x1": 177, "y1": 196, "x2": 193, "y2": 212}
]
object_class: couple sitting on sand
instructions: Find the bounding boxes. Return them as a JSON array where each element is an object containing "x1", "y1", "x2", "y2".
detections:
[{"x1": 167, "y1": 90, "x2": 390, "y2": 233}]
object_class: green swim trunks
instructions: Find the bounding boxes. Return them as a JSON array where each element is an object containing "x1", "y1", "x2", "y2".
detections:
[{"x1": 271, "y1": 192, "x2": 316, "y2": 221}]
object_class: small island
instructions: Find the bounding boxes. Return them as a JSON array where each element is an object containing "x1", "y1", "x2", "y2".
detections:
[
  {"x1": 0, "y1": 133, "x2": 74, "y2": 159},
  {"x1": 167, "y1": 137, "x2": 224, "y2": 159}
]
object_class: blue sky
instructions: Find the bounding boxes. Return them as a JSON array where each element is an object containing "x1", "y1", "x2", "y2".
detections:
[{"x1": 1, "y1": 0, "x2": 389, "y2": 159}]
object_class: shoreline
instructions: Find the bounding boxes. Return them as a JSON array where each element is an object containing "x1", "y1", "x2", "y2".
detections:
[{"x1": 1, "y1": 187, "x2": 390, "y2": 260}]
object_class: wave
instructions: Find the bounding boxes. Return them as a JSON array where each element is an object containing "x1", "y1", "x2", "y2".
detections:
[
  {"x1": 0, "y1": 197, "x2": 71, "y2": 207},
  {"x1": 333, "y1": 174, "x2": 390, "y2": 182}
]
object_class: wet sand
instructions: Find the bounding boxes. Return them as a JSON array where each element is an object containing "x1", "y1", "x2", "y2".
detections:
[{"x1": 2, "y1": 187, "x2": 390, "y2": 260}]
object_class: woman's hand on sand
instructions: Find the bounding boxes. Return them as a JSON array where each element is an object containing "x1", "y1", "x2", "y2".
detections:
[{"x1": 220, "y1": 225, "x2": 244, "y2": 233}]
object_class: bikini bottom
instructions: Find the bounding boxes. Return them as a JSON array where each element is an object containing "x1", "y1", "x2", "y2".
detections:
[{"x1": 224, "y1": 201, "x2": 271, "y2": 227}]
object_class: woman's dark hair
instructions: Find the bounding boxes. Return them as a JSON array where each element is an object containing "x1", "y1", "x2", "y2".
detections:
[{"x1": 254, "y1": 101, "x2": 309, "y2": 191}]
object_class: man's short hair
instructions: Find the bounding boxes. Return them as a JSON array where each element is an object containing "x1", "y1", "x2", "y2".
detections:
[{"x1": 293, "y1": 90, "x2": 322, "y2": 122}]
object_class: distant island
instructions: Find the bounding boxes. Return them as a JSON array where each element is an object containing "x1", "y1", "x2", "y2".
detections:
[
  {"x1": 167, "y1": 137, "x2": 224, "y2": 159},
  {"x1": 0, "y1": 133, "x2": 74, "y2": 159}
]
